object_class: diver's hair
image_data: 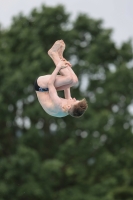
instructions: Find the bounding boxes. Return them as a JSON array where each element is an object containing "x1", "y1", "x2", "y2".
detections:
[{"x1": 69, "y1": 98, "x2": 88, "y2": 118}]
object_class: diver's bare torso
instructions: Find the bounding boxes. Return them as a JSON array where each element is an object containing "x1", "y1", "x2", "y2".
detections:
[
  {"x1": 36, "y1": 92, "x2": 68, "y2": 117},
  {"x1": 36, "y1": 76, "x2": 68, "y2": 117}
]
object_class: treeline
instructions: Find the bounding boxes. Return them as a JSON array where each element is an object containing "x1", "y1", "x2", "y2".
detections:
[{"x1": 0, "y1": 4, "x2": 133, "y2": 200}]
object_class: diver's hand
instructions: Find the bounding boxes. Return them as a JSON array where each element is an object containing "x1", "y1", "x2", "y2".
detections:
[{"x1": 56, "y1": 60, "x2": 71, "y2": 70}]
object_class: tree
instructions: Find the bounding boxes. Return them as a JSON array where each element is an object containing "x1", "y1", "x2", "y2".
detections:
[{"x1": 0, "y1": 4, "x2": 133, "y2": 200}]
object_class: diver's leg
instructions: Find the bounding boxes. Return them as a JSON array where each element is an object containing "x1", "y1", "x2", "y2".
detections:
[
  {"x1": 38, "y1": 40, "x2": 72, "y2": 88},
  {"x1": 48, "y1": 40, "x2": 78, "y2": 88}
]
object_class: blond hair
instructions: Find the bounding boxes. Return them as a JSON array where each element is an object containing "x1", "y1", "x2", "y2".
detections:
[{"x1": 69, "y1": 98, "x2": 88, "y2": 117}]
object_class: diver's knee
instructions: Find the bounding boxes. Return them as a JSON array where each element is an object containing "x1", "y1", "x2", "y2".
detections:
[
  {"x1": 66, "y1": 75, "x2": 73, "y2": 84},
  {"x1": 72, "y1": 76, "x2": 78, "y2": 86}
]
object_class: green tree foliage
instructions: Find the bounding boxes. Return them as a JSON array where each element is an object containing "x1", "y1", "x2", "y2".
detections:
[{"x1": 0, "y1": 4, "x2": 133, "y2": 200}]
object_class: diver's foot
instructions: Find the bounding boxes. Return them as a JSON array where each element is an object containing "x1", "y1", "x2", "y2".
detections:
[
  {"x1": 48, "y1": 40, "x2": 64, "y2": 59},
  {"x1": 58, "y1": 41, "x2": 72, "y2": 67},
  {"x1": 58, "y1": 40, "x2": 65, "y2": 60}
]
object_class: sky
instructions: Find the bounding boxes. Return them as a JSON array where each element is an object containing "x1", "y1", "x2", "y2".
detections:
[{"x1": 0, "y1": 0, "x2": 133, "y2": 46}]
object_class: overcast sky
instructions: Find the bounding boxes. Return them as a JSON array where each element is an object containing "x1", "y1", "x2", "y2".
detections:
[{"x1": 0, "y1": 0, "x2": 133, "y2": 45}]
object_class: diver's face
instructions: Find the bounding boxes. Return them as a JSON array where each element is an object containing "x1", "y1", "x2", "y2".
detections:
[{"x1": 68, "y1": 98, "x2": 80, "y2": 106}]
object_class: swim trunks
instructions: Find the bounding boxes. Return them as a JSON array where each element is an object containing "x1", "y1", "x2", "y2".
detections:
[{"x1": 34, "y1": 79, "x2": 49, "y2": 92}]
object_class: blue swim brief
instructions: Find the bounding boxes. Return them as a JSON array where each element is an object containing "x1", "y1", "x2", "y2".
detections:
[{"x1": 34, "y1": 79, "x2": 49, "y2": 92}]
